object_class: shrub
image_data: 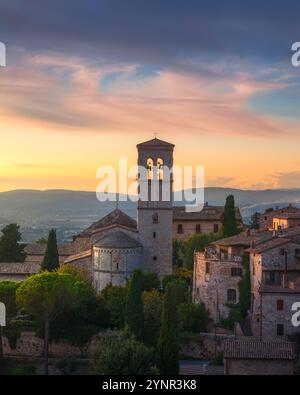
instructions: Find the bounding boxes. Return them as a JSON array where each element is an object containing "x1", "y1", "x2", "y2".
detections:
[
  {"x1": 177, "y1": 302, "x2": 210, "y2": 333},
  {"x1": 10, "y1": 362, "x2": 36, "y2": 375},
  {"x1": 91, "y1": 330, "x2": 155, "y2": 375}
]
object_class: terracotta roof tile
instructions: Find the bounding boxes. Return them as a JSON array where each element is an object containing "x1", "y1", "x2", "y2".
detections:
[
  {"x1": 0, "y1": 262, "x2": 40, "y2": 274},
  {"x1": 224, "y1": 340, "x2": 295, "y2": 360},
  {"x1": 77, "y1": 209, "x2": 137, "y2": 237},
  {"x1": 173, "y1": 205, "x2": 242, "y2": 221}
]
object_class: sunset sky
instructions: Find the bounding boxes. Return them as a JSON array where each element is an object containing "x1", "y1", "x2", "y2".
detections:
[{"x1": 0, "y1": 0, "x2": 300, "y2": 192}]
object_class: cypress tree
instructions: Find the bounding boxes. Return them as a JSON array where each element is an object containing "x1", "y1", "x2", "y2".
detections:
[
  {"x1": 41, "y1": 229, "x2": 59, "y2": 272},
  {"x1": 125, "y1": 270, "x2": 144, "y2": 340},
  {"x1": 156, "y1": 282, "x2": 179, "y2": 375},
  {"x1": 0, "y1": 224, "x2": 26, "y2": 262},
  {"x1": 222, "y1": 194, "x2": 238, "y2": 237}
]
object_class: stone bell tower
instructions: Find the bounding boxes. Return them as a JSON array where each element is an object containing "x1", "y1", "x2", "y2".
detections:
[{"x1": 136, "y1": 137, "x2": 174, "y2": 279}]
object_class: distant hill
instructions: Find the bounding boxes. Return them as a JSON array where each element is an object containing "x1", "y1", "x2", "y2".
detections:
[
  {"x1": 1, "y1": 188, "x2": 300, "y2": 221},
  {"x1": 0, "y1": 188, "x2": 300, "y2": 242}
]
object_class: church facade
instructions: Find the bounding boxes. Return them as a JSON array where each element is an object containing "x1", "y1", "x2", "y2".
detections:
[{"x1": 64, "y1": 137, "x2": 175, "y2": 292}]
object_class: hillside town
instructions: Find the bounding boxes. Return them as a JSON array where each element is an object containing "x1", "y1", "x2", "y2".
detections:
[{"x1": 0, "y1": 138, "x2": 300, "y2": 376}]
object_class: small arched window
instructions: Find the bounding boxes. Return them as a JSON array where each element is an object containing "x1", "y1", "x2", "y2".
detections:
[
  {"x1": 153, "y1": 213, "x2": 158, "y2": 224},
  {"x1": 157, "y1": 158, "x2": 164, "y2": 180},
  {"x1": 227, "y1": 289, "x2": 237, "y2": 303},
  {"x1": 147, "y1": 158, "x2": 154, "y2": 180}
]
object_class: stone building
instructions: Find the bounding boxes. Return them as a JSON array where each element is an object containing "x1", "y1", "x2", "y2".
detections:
[
  {"x1": 192, "y1": 231, "x2": 260, "y2": 322},
  {"x1": 173, "y1": 204, "x2": 242, "y2": 241},
  {"x1": 248, "y1": 235, "x2": 300, "y2": 338},
  {"x1": 273, "y1": 212, "x2": 300, "y2": 230},
  {"x1": 192, "y1": 229, "x2": 284, "y2": 323},
  {"x1": 253, "y1": 204, "x2": 300, "y2": 230},
  {"x1": 0, "y1": 262, "x2": 39, "y2": 281},
  {"x1": 258, "y1": 282, "x2": 300, "y2": 339},
  {"x1": 224, "y1": 339, "x2": 295, "y2": 375}
]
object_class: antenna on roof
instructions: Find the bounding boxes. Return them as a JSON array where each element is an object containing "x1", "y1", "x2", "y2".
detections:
[{"x1": 154, "y1": 131, "x2": 158, "y2": 139}]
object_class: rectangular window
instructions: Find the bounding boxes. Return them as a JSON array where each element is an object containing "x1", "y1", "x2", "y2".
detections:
[
  {"x1": 295, "y1": 248, "x2": 300, "y2": 256},
  {"x1": 277, "y1": 324, "x2": 284, "y2": 336},
  {"x1": 231, "y1": 267, "x2": 242, "y2": 277},
  {"x1": 205, "y1": 262, "x2": 210, "y2": 274},
  {"x1": 196, "y1": 224, "x2": 201, "y2": 233},
  {"x1": 213, "y1": 224, "x2": 219, "y2": 233},
  {"x1": 153, "y1": 232, "x2": 156, "y2": 239},
  {"x1": 277, "y1": 299, "x2": 284, "y2": 311},
  {"x1": 227, "y1": 289, "x2": 237, "y2": 303},
  {"x1": 280, "y1": 248, "x2": 285, "y2": 256},
  {"x1": 265, "y1": 271, "x2": 282, "y2": 286},
  {"x1": 177, "y1": 224, "x2": 183, "y2": 234}
]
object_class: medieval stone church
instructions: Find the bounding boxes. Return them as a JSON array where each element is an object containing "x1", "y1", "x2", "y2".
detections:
[{"x1": 61, "y1": 137, "x2": 175, "y2": 292}]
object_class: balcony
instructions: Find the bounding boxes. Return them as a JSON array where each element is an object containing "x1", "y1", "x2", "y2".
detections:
[{"x1": 203, "y1": 251, "x2": 243, "y2": 262}]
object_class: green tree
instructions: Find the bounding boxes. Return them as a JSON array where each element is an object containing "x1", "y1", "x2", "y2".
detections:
[
  {"x1": 16, "y1": 272, "x2": 77, "y2": 375},
  {"x1": 41, "y1": 229, "x2": 59, "y2": 272},
  {"x1": 126, "y1": 270, "x2": 144, "y2": 340},
  {"x1": 173, "y1": 239, "x2": 184, "y2": 267},
  {"x1": 0, "y1": 281, "x2": 20, "y2": 372},
  {"x1": 0, "y1": 281, "x2": 19, "y2": 319},
  {"x1": 162, "y1": 277, "x2": 189, "y2": 305},
  {"x1": 237, "y1": 253, "x2": 251, "y2": 317},
  {"x1": 183, "y1": 232, "x2": 222, "y2": 270},
  {"x1": 91, "y1": 330, "x2": 155, "y2": 375},
  {"x1": 40, "y1": 265, "x2": 101, "y2": 346},
  {"x1": 101, "y1": 284, "x2": 127, "y2": 328},
  {"x1": 143, "y1": 290, "x2": 163, "y2": 347},
  {"x1": 177, "y1": 302, "x2": 210, "y2": 333},
  {"x1": 141, "y1": 272, "x2": 160, "y2": 291},
  {"x1": 0, "y1": 224, "x2": 26, "y2": 263},
  {"x1": 156, "y1": 282, "x2": 180, "y2": 375},
  {"x1": 222, "y1": 195, "x2": 238, "y2": 237}
]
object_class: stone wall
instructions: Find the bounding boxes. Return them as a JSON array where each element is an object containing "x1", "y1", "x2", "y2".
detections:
[
  {"x1": 2, "y1": 331, "x2": 111, "y2": 358},
  {"x1": 260, "y1": 292, "x2": 300, "y2": 339},
  {"x1": 193, "y1": 252, "x2": 244, "y2": 322},
  {"x1": 173, "y1": 220, "x2": 221, "y2": 241},
  {"x1": 181, "y1": 333, "x2": 238, "y2": 360}
]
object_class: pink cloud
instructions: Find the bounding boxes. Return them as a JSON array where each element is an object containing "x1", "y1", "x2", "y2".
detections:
[{"x1": 0, "y1": 50, "x2": 297, "y2": 141}]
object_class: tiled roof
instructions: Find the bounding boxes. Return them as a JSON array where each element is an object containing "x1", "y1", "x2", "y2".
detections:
[
  {"x1": 25, "y1": 243, "x2": 76, "y2": 256},
  {"x1": 247, "y1": 237, "x2": 295, "y2": 253},
  {"x1": 77, "y1": 209, "x2": 137, "y2": 237},
  {"x1": 136, "y1": 137, "x2": 174, "y2": 148},
  {"x1": 211, "y1": 230, "x2": 271, "y2": 247},
  {"x1": 93, "y1": 231, "x2": 142, "y2": 249},
  {"x1": 64, "y1": 249, "x2": 92, "y2": 264},
  {"x1": 224, "y1": 340, "x2": 295, "y2": 360},
  {"x1": 273, "y1": 212, "x2": 300, "y2": 220},
  {"x1": 260, "y1": 284, "x2": 300, "y2": 294},
  {"x1": 0, "y1": 262, "x2": 40, "y2": 274},
  {"x1": 173, "y1": 205, "x2": 242, "y2": 221},
  {"x1": 261, "y1": 205, "x2": 300, "y2": 217}
]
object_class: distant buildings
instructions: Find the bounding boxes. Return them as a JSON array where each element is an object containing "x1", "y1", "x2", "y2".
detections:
[
  {"x1": 252, "y1": 204, "x2": 300, "y2": 230},
  {"x1": 173, "y1": 204, "x2": 242, "y2": 241}
]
